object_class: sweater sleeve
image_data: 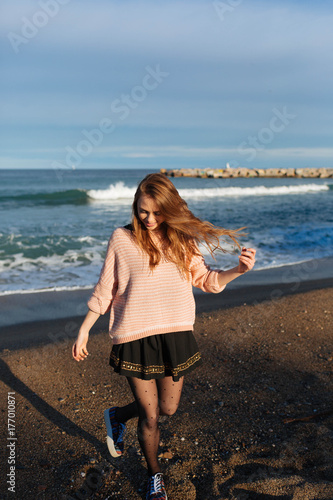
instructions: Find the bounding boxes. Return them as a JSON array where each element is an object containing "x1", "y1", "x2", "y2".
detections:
[
  {"x1": 87, "y1": 232, "x2": 119, "y2": 314},
  {"x1": 190, "y1": 252, "x2": 226, "y2": 294}
]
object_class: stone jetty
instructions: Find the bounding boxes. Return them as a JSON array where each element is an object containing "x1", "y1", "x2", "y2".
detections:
[{"x1": 161, "y1": 167, "x2": 333, "y2": 179}]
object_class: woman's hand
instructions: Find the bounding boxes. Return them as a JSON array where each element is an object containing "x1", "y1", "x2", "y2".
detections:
[
  {"x1": 72, "y1": 330, "x2": 89, "y2": 361},
  {"x1": 72, "y1": 310, "x2": 100, "y2": 361},
  {"x1": 237, "y1": 247, "x2": 256, "y2": 274}
]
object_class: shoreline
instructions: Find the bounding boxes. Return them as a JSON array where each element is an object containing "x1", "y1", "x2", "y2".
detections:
[
  {"x1": 0, "y1": 256, "x2": 332, "y2": 328},
  {"x1": 1, "y1": 257, "x2": 333, "y2": 352},
  {"x1": 1, "y1": 280, "x2": 332, "y2": 353}
]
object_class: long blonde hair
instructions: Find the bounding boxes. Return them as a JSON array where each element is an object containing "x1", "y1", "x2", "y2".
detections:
[{"x1": 132, "y1": 173, "x2": 244, "y2": 277}]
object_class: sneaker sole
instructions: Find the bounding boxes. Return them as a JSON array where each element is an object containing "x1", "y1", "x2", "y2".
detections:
[
  {"x1": 103, "y1": 409, "x2": 122, "y2": 458},
  {"x1": 146, "y1": 493, "x2": 168, "y2": 500},
  {"x1": 146, "y1": 490, "x2": 168, "y2": 499}
]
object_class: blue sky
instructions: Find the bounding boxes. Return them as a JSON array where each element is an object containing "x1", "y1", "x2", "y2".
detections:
[{"x1": 1, "y1": 0, "x2": 333, "y2": 170}]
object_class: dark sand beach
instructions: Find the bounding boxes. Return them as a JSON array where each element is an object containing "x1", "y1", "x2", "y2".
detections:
[{"x1": 1, "y1": 267, "x2": 333, "y2": 499}]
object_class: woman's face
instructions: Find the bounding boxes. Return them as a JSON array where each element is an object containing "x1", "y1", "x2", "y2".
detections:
[{"x1": 137, "y1": 195, "x2": 165, "y2": 232}]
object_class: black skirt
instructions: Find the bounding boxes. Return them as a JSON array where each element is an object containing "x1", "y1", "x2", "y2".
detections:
[{"x1": 109, "y1": 330, "x2": 202, "y2": 381}]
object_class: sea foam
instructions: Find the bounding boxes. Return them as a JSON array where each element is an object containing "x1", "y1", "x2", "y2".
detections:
[
  {"x1": 87, "y1": 182, "x2": 330, "y2": 202},
  {"x1": 87, "y1": 182, "x2": 136, "y2": 200}
]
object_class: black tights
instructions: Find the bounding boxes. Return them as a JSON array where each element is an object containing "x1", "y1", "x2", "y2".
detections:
[{"x1": 115, "y1": 376, "x2": 184, "y2": 475}]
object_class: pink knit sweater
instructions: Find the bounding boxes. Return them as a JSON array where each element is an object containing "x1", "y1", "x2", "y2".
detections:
[{"x1": 88, "y1": 227, "x2": 226, "y2": 344}]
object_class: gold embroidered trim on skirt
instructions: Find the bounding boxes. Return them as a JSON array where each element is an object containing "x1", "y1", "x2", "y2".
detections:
[{"x1": 110, "y1": 350, "x2": 201, "y2": 377}]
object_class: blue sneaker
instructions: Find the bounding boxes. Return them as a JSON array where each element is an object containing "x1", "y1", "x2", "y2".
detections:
[
  {"x1": 146, "y1": 473, "x2": 167, "y2": 500},
  {"x1": 103, "y1": 407, "x2": 126, "y2": 457}
]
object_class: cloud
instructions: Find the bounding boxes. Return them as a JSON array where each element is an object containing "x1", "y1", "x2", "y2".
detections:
[{"x1": 1, "y1": 1, "x2": 333, "y2": 168}]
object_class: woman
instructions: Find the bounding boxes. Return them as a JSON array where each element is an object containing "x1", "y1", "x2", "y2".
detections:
[{"x1": 72, "y1": 173, "x2": 256, "y2": 500}]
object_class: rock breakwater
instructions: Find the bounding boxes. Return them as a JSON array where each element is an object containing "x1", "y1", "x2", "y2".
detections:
[{"x1": 161, "y1": 167, "x2": 333, "y2": 178}]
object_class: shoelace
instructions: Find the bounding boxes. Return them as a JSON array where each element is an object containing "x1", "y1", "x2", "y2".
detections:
[{"x1": 148, "y1": 473, "x2": 164, "y2": 494}]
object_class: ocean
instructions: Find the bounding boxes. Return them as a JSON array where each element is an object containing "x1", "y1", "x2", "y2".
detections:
[{"x1": 0, "y1": 168, "x2": 332, "y2": 295}]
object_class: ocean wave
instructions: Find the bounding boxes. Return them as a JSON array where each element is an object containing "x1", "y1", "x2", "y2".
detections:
[
  {"x1": 87, "y1": 182, "x2": 136, "y2": 200},
  {"x1": 0, "y1": 189, "x2": 89, "y2": 206},
  {"x1": 178, "y1": 183, "x2": 330, "y2": 198},
  {"x1": 0, "y1": 248, "x2": 105, "y2": 294},
  {"x1": 0, "y1": 182, "x2": 330, "y2": 208},
  {"x1": 1, "y1": 229, "x2": 332, "y2": 294},
  {"x1": 84, "y1": 182, "x2": 332, "y2": 202},
  {"x1": 0, "y1": 284, "x2": 93, "y2": 296},
  {"x1": 2, "y1": 254, "x2": 332, "y2": 296}
]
